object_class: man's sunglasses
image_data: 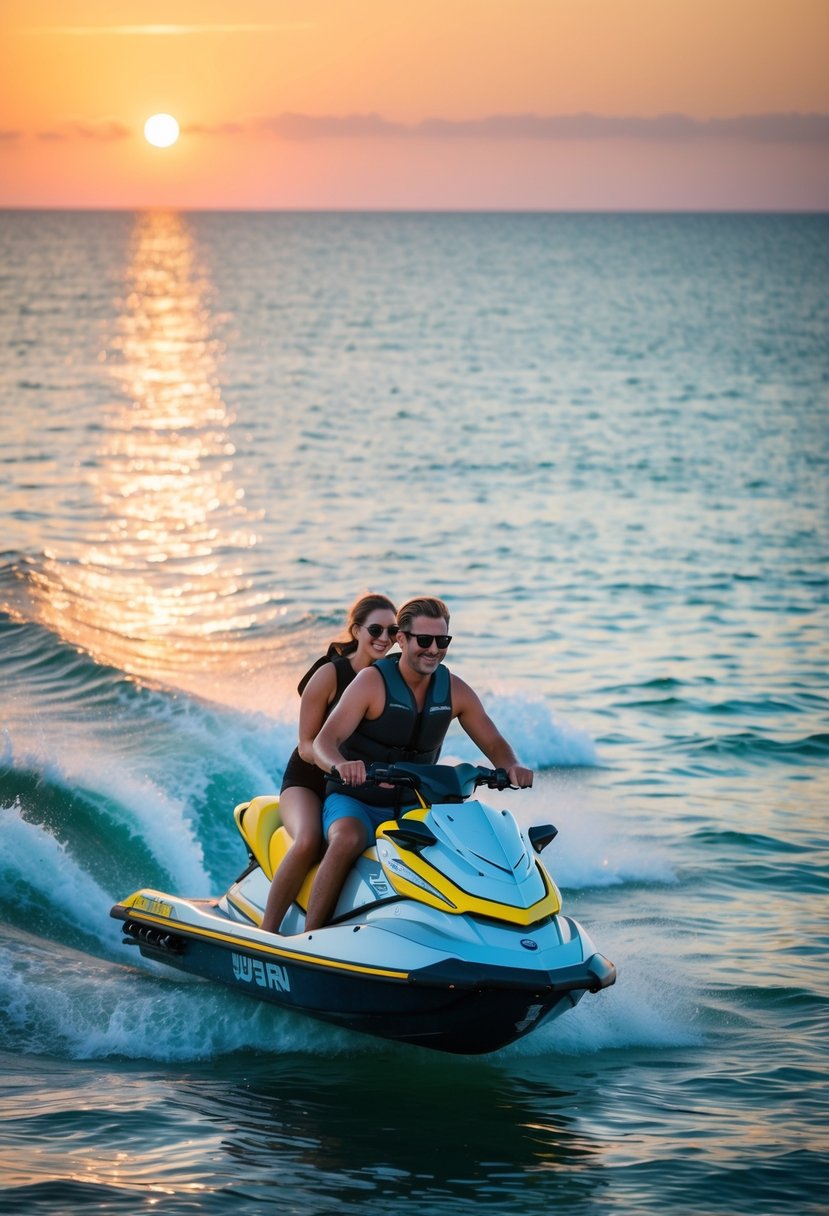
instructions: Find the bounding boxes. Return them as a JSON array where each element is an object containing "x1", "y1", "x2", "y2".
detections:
[
  {"x1": 365, "y1": 623, "x2": 399, "y2": 639},
  {"x1": 400, "y1": 630, "x2": 452, "y2": 650}
]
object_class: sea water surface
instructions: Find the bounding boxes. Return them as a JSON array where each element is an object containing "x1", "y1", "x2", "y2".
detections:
[{"x1": 0, "y1": 211, "x2": 827, "y2": 1214}]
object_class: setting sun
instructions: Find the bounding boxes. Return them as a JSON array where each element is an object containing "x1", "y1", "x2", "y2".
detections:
[{"x1": 144, "y1": 113, "x2": 180, "y2": 149}]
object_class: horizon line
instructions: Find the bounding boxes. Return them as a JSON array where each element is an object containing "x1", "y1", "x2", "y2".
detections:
[{"x1": 1, "y1": 204, "x2": 826, "y2": 216}]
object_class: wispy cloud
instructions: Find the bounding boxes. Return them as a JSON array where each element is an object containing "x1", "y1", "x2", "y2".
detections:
[
  {"x1": 183, "y1": 122, "x2": 247, "y2": 137},
  {"x1": 35, "y1": 121, "x2": 131, "y2": 142},
  {"x1": 447, "y1": 113, "x2": 829, "y2": 142},
  {"x1": 245, "y1": 112, "x2": 829, "y2": 144},
  {"x1": 255, "y1": 113, "x2": 407, "y2": 140},
  {"x1": 23, "y1": 24, "x2": 311, "y2": 37}
]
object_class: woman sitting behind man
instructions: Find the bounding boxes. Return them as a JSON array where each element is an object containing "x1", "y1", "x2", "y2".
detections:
[{"x1": 260, "y1": 592, "x2": 398, "y2": 934}]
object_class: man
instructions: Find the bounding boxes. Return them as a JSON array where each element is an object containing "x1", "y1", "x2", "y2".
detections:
[{"x1": 304, "y1": 596, "x2": 533, "y2": 930}]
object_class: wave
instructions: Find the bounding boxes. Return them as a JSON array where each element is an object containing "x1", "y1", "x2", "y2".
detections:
[
  {"x1": 621, "y1": 695, "x2": 826, "y2": 718},
  {"x1": 0, "y1": 801, "x2": 118, "y2": 955},
  {"x1": 601, "y1": 674, "x2": 829, "y2": 720},
  {"x1": 0, "y1": 554, "x2": 312, "y2": 712},
  {"x1": 656, "y1": 730, "x2": 829, "y2": 767},
  {"x1": 689, "y1": 826, "x2": 816, "y2": 854},
  {"x1": 442, "y1": 691, "x2": 598, "y2": 769},
  {"x1": 0, "y1": 925, "x2": 343, "y2": 1063}
]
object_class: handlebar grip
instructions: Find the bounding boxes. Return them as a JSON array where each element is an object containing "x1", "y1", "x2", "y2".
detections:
[
  {"x1": 474, "y1": 767, "x2": 512, "y2": 790},
  {"x1": 328, "y1": 764, "x2": 387, "y2": 787}
]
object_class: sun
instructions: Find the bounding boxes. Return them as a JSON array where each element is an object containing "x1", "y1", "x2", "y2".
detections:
[{"x1": 144, "y1": 113, "x2": 180, "y2": 149}]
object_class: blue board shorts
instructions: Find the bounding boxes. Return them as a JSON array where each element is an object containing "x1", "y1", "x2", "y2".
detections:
[{"x1": 322, "y1": 792, "x2": 396, "y2": 840}]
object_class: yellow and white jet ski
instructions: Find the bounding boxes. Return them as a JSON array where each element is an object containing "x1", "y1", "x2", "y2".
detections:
[{"x1": 111, "y1": 762, "x2": 615, "y2": 1055}]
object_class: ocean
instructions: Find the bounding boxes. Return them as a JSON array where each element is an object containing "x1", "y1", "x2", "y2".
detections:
[{"x1": 0, "y1": 209, "x2": 827, "y2": 1215}]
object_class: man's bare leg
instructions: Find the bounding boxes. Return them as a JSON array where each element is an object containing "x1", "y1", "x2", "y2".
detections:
[{"x1": 303, "y1": 816, "x2": 368, "y2": 931}]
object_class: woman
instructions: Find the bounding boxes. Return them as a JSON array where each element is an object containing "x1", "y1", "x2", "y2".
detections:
[{"x1": 260, "y1": 592, "x2": 398, "y2": 934}]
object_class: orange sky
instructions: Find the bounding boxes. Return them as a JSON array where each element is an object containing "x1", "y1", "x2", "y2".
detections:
[{"x1": 1, "y1": 0, "x2": 828, "y2": 209}]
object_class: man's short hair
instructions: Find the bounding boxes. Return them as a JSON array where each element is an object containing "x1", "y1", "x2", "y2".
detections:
[{"x1": 397, "y1": 596, "x2": 450, "y2": 633}]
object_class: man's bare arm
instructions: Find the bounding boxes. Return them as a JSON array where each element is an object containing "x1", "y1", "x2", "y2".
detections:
[
  {"x1": 452, "y1": 674, "x2": 534, "y2": 787},
  {"x1": 312, "y1": 667, "x2": 383, "y2": 784}
]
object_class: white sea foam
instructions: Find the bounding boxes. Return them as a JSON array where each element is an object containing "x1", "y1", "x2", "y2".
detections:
[
  {"x1": 504, "y1": 984, "x2": 703, "y2": 1059},
  {"x1": 0, "y1": 801, "x2": 116, "y2": 949},
  {"x1": 443, "y1": 691, "x2": 598, "y2": 770},
  {"x1": 3, "y1": 733, "x2": 211, "y2": 894},
  {"x1": 0, "y1": 925, "x2": 358, "y2": 1061},
  {"x1": 528, "y1": 784, "x2": 678, "y2": 889}
]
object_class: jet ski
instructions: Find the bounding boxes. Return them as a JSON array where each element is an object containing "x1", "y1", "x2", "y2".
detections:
[{"x1": 111, "y1": 762, "x2": 616, "y2": 1055}]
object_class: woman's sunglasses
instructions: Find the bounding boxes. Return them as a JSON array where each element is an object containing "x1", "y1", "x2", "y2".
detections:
[
  {"x1": 365, "y1": 623, "x2": 399, "y2": 639},
  {"x1": 400, "y1": 630, "x2": 452, "y2": 650}
]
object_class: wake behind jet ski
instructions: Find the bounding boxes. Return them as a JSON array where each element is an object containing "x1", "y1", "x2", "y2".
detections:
[{"x1": 111, "y1": 762, "x2": 615, "y2": 1055}]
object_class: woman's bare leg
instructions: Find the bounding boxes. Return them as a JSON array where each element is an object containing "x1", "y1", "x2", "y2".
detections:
[{"x1": 260, "y1": 787, "x2": 323, "y2": 933}]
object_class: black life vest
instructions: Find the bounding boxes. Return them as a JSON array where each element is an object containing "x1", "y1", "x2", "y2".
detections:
[
  {"x1": 297, "y1": 645, "x2": 353, "y2": 695},
  {"x1": 331, "y1": 655, "x2": 453, "y2": 806},
  {"x1": 294, "y1": 653, "x2": 356, "y2": 712}
]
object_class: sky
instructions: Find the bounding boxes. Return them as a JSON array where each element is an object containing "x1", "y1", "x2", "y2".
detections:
[{"x1": 1, "y1": 0, "x2": 828, "y2": 210}]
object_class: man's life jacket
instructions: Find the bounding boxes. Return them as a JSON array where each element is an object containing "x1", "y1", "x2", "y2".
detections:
[{"x1": 330, "y1": 654, "x2": 453, "y2": 806}]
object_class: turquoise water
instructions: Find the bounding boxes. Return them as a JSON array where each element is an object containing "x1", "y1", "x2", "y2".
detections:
[{"x1": 1, "y1": 211, "x2": 827, "y2": 1214}]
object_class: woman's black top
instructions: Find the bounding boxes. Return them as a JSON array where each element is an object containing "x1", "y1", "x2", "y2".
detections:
[{"x1": 280, "y1": 657, "x2": 356, "y2": 797}]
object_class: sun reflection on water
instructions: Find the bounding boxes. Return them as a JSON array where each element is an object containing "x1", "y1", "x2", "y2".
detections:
[{"x1": 31, "y1": 211, "x2": 274, "y2": 686}]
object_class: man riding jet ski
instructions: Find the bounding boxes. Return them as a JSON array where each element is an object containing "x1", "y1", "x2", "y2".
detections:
[{"x1": 112, "y1": 761, "x2": 616, "y2": 1054}]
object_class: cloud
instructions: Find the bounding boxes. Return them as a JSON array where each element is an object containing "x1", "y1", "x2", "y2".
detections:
[
  {"x1": 35, "y1": 121, "x2": 130, "y2": 142},
  {"x1": 257, "y1": 113, "x2": 407, "y2": 140},
  {"x1": 181, "y1": 122, "x2": 247, "y2": 137},
  {"x1": 245, "y1": 111, "x2": 829, "y2": 144}
]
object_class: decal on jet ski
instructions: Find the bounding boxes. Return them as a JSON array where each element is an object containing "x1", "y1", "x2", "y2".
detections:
[
  {"x1": 514, "y1": 1004, "x2": 544, "y2": 1033},
  {"x1": 134, "y1": 895, "x2": 174, "y2": 918},
  {"x1": 231, "y1": 952, "x2": 291, "y2": 993},
  {"x1": 368, "y1": 871, "x2": 391, "y2": 896}
]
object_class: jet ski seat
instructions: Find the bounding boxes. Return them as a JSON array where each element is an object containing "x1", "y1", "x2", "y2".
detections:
[
  {"x1": 234, "y1": 795, "x2": 379, "y2": 904},
  {"x1": 234, "y1": 796, "x2": 283, "y2": 880}
]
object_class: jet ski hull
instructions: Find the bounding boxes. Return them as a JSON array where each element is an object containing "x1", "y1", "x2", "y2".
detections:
[{"x1": 111, "y1": 891, "x2": 614, "y2": 1055}]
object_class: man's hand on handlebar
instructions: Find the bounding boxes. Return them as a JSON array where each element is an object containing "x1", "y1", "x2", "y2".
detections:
[
  {"x1": 476, "y1": 765, "x2": 532, "y2": 790},
  {"x1": 507, "y1": 764, "x2": 533, "y2": 789},
  {"x1": 331, "y1": 760, "x2": 366, "y2": 787}
]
